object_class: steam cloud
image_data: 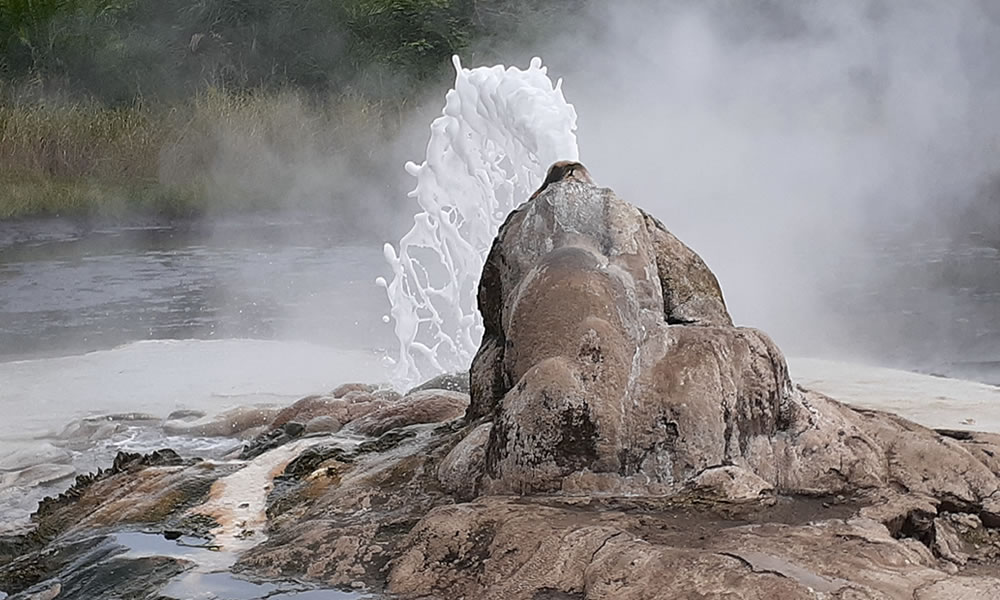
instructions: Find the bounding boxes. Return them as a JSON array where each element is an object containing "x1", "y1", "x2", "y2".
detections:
[
  {"x1": 132, "y1": 1, "x2": 1000, "y2": 376},
  {"x1": 498, "y1": 0, "x2": 1000, "y2": 371}
]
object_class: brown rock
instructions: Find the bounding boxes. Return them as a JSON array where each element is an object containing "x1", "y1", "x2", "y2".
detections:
[
  {"x1": 162, "y1": 406, "x2": 281, "y2": 438},
  {"x1": 303, "y1": 415, "x2": 343, "y2": 435},
  {"x1": 470, "y1": 179, "x2": 799, "y2": 495},
  {"x1": 934, "y1": 516, "x2": 972, "y2": 565},
  {"x1": 688, "y1": 466, "x2": 773, "y2": 501},
  {"x1": 349, "y1": 390, "x2": 469, "y2": 436},
  {"x1": 331, "y1": 383, "x2": 378, "y2": 397},
  {"x1": 438, "y1": 423, "x2": 492, "y2": 500},
  {"x1": 387, "y1": 497, "x2": 972, "y2": 599},
  {"x1": 271, "y1": 394, "x2": 386, "y2": 429}
]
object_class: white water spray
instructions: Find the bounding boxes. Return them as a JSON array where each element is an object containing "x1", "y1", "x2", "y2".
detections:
[{"x1": 377, "y1": 56, "x2": 579, "y2": 388}]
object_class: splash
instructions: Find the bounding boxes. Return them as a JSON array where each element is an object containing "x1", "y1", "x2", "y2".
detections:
[{"x1": 377, "y1": 56, "x2": 579, "y2": 388}]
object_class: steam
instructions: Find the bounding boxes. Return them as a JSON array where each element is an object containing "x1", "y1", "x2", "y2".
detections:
[
  {"x1": 8, "y1": 1, "x2": 998, "y2": 382},
  {"x1": 376, "y1": 1, "x2": 1000, "y2": 383},
  {"x1": 526, "y1": 1, "x2": 1000, "y2": 367}
]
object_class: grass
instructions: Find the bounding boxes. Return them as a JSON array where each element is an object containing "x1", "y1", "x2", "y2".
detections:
[
  {"x1": 0, "y1": 87, "x2": 402, "y2": 220},
  {"x1": 0, "y1": 177, "x2": 204, "y2": 220}
]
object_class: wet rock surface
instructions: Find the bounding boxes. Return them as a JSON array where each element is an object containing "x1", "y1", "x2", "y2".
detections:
[{"x1": 3, "y1": 174, "x2": 1000, "y2": 598}]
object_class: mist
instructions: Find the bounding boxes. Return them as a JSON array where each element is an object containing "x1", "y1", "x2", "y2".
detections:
[
  {"x1": 481, "y1": 0, "x2": 1000, "y2": 372},
  {"x1": 4, "y1": 0, "x2": 999, "y2": 378}
]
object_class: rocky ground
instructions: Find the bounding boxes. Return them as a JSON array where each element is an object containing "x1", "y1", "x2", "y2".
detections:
[{"x1": 2, "y1": 170, "x2": 1000, "y2": 599}]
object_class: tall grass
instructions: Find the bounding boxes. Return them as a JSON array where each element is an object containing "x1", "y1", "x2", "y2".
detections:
[
  {"x1": 0, "y1": 101, "x2": 163, "y2": 181},
  {"x1": 0, "y1": 88, "x2": 399, "y2": 219},
  {"x1": 0, "y1": 0, "x2": 580, "y2": 220}
]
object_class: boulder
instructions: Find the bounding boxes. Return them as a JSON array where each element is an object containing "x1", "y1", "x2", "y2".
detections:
[
  {"x1": 270, "y1": 393, "x2": 387, "y2": 430},
  {"x1": 463, "y1": 179, "x2": 796, "y2": 496},
  {"x1": 348, "y1": 389, "x2": 469, "y2": 437}
]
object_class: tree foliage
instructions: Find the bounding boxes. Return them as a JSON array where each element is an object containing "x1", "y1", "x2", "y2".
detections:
[{"x1": 0, "y1": 0, "x2": 578, "y2": 104}]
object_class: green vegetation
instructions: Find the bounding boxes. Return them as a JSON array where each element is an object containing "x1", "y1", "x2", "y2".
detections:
[
  {"x1": 0, "y1": 88, "x2": 402, "y2": 219},
  {"x1": 0, "y1": 0, "x2": 579, "y2": 220}
]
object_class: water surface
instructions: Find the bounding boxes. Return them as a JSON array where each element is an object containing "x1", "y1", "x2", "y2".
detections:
[{"x1": 0, "y1": 215, "x2": 395, "y2": 361}]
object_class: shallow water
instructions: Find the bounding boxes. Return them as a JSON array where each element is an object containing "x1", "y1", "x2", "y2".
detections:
[
  {"x1": 788, "y1": 357, "x2": 1000, "y2": 432},
  {"x1": 0, "y1": 215, "x2": 395, "y2": 361},
  {"x1": 116, "y1": 532, "x2": 367, "y2": 599},
  {"x1": 826, "y1": 235, "x2": 1000, "y2": 383}
]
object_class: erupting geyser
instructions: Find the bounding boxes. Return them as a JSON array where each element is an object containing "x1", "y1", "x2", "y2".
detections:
[{"x1": 377, "y1": 56, "x2": 579, "y2": 388}]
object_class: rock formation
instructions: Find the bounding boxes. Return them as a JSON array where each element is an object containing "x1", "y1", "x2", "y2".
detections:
[
  {"x1": 419, "y1": 169, "x2": 1000, "y2": 597},
  {"x1": 3, "y1": 166, "x2": 1000, "y2": 599}
]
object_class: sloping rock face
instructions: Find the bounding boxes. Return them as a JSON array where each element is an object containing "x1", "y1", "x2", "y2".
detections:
[{"x1": 389, "y1": 495, "x2": 1000, "y2": 600}]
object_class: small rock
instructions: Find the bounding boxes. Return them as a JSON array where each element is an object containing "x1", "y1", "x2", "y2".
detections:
[
  {"x1": 372, "y1": 388, "x2": 403, "y2": 403},
  {"x1": 349, "y1": 390, "x2": 469, "y2": 436},
  {"x1": 303, "y1": 416, "x2": 342, "y2": 435},
  {"x1": 331, "y1": 383, "x2": 376, "y2": 397},
  {"x1": 407, "y1": 372, "x2": 470, "y2": 396},
  {"x1": 689, "y1": 466, "x2": 774, "y2": 501},
  {"x1": 163, "y1": 406, "x2": 280, "y2": 438},
  {"x1": 438, "y1": 423, "x2": 492, "y2": 500},
  {"x1": 981, "y1": 497, "x2": 1000, "y2": 528},
  {"x1": 948, "y1": 513, "x2": 982, "y2": 531},
  {"x1": 933, "y1": 517, "x2": 970, "y2": 565}
]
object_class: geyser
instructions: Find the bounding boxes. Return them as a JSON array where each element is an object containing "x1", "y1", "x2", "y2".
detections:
[{"x1": 377, "y1": 56, "x2": 579, "y2": 388}]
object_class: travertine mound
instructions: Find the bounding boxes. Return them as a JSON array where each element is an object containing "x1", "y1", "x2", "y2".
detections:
[{"x1": 464, "y1": 178, "x2": 888, "y2": 498}]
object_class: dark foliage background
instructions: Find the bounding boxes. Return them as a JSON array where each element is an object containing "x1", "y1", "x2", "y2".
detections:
[{"x1": 0, "y1": 0, "x2": 578, "y2": 103}]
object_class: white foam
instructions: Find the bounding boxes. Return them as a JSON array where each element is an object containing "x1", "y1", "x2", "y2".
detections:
[
  {"x1": 0, "y1": 339, "x2": 383, "y2": 441},
  {"x1": 378, "y1": 56, "x2": 579, "y2": 388},
  {"x1": 789, "y1": 357, "x2": 1000, "y2": 433}
]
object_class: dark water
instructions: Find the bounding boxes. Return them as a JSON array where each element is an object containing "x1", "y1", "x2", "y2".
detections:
[
  {"x1": 0, "y1": 216, "x2": 396, "y2": 361},
  {"x1": 0, "y1": 215, "x2": 997, "y2": 384},
  {"x1": 821, "y1": 232, "x2": 1000, "y2": 384}
]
